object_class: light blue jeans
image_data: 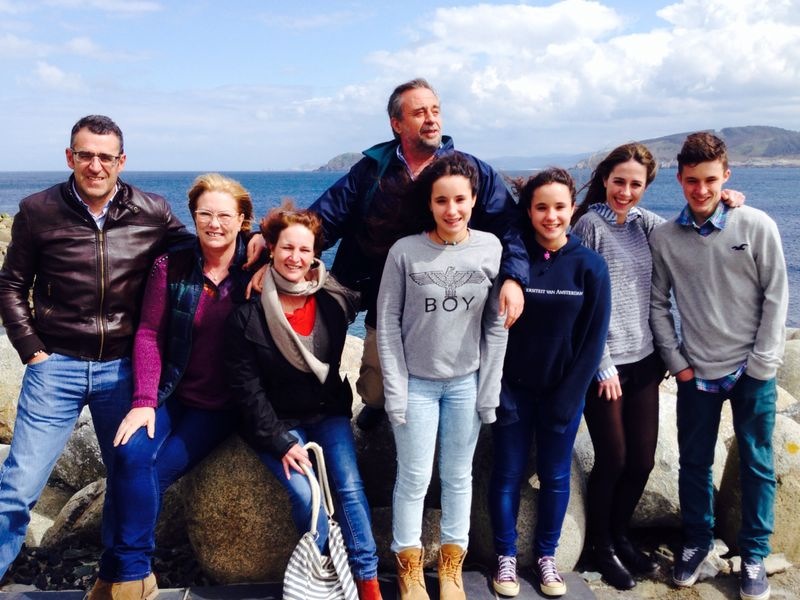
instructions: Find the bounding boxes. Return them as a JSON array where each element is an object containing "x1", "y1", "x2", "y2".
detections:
[
  {"x1": 391, "y1": 372, "x2": 480, "y2": 553},
  {"x1": 0, "y1": 353, "x2": 131, "y2": 577}
]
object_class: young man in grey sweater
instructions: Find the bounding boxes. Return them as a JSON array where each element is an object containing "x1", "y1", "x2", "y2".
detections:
[{"x1": 649, "y1": 132, "x2": 788, "y2": 600}]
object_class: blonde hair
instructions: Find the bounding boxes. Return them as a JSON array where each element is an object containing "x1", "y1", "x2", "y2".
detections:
[{"x1": 187, "y1": 173, "x2": 254, "y2": 232}]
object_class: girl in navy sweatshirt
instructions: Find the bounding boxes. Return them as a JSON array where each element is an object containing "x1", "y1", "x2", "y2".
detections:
[{"x1": 489, "y1": 168, "x2": 611, "y2": 598}]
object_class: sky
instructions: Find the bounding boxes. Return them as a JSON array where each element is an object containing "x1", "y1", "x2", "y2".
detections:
[{"x1": 1, "y1": 0, "x2": 799, "y2": 171}]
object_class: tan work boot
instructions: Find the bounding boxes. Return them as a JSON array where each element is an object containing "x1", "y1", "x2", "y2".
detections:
[
  {"x1": 109, "y1": 573, "x2": 159, "y2": 600},
  {"x1": 87, "y1": 577, "x2": 112, "y2": 600},
  {"x1": 438, "y1": 544, "x2": 467, "y2": 600},
  {"x1": 395, "y1": 547, "x2": 429, "y2": 600}
]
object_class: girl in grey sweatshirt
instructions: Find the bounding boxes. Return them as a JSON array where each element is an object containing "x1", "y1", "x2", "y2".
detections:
[{"x1": 377, "y1": 153, "x2": 508, "y2": 599}]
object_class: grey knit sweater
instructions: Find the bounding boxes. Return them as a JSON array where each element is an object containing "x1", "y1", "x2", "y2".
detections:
[
  {"x1": 649, "y1": 205, "x2": 788, "y2": 380},
  {"x1": 377, "y1": 231, "x2": 508, "y2": 425},
  {"x1": 572, "y1": 207, "x2": 664, "y2": 375}
]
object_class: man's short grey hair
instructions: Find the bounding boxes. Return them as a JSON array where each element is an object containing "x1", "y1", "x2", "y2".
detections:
[{"x1": 386, "y1": 78, "x2": 438, "y2": 121}]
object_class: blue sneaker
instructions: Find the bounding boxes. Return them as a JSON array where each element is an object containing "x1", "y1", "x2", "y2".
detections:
[
  {"x1": 740, "y1": 557, "x2": 770, "y2": 600},
  {"x1": 672, "y1": 544, "x2": 712, "y2": 587}
]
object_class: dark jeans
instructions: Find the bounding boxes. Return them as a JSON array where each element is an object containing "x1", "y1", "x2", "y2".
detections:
[
  {"x1": 99, "y1": 398, "x2": 237, "y2": 581},
  {"x1": 676, "y1": 374, "x2": 776, "y2": 558},
  {"x1": 489, "y1": 382, "x2": 583, "y2": 558}
]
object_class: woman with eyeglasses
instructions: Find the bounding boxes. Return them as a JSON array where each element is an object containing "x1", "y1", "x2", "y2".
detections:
[
  {"x1": 89, "y1": 173, "x2": 254, "y2": 600},
  {"x1": 223, "y1": 200, "x2": 382, "y2": 600}
]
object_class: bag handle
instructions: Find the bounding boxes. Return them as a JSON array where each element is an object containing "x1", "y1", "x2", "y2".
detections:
[{"x1": 301, "y1": 441, "x2": 336, "y2": 536}]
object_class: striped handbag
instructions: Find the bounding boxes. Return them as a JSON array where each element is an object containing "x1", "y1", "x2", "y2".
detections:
[{"x1": 283, "y1": 442, "x2": 359, "y2": 600}]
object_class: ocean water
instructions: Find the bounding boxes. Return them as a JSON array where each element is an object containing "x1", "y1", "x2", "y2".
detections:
[{"x1": 0, "y1": 168, "x2": 798, "y2": 331}]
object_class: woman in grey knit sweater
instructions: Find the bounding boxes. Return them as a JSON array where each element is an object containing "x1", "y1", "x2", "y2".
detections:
[{"x1": 571, "y1": 143, "x2": 665, "y2": 591}]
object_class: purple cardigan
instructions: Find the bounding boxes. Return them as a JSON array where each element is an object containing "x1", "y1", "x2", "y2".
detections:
[{"x1": 132, "y1": 256, "x2": 236, "y2": 410}]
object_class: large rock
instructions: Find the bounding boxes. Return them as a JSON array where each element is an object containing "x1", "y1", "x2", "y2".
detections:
[
  {"x1": 33, "y1": 471, "x2": 192, "y2": 553},
  {"x1": 51, "y1": 406, "x2": 104, "y2": 490},
  {"x1": 40, "y1": 479, "x2": 105, "y2": 548},
  {"x1": 0, "y1": 328, "x2": 25, "y2": 444},
  {"x1": 25, "y1": 484, "x2": 73, "y2": 548},
  {"x1": 778, "y1": 339, "x2": 800, "y2": 400},
  {"x1": 717, "y1": 414, "x2": 800, "y2": 562},
  {"x1": 776, "y1": 385, "x2": 798, "y2": 412},
  {"x1": 181, "y1": 435, "x2": 298, "y2": 583},
  {"x1": 470, "y1": 427, "x2": 586, "y2": 571}
]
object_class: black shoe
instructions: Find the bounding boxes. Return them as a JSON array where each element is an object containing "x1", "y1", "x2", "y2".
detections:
[
  {"x1": 614, "y1": 535, "x2": 659, "y2": 574},
  {"x1": 356, "y1": 406, "x2": 386, "y2": 431},
  {"x1": 594, "y1": 546, "x2": 635, "y2": 590}
]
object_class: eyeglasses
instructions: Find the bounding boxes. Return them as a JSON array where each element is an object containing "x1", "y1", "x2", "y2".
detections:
[
  {"x1": 71, "y1": 149, "x2": 122, "y2": 166},
  {"x1": 194, "y1": 210, "x2": 240, "y2": 225}
]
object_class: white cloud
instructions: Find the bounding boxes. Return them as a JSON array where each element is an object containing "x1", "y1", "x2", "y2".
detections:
[
  {"x1": 63, "y1": 36, "x2": 100, "y2": 55},
  {"x1": 258, "y1": 10, "x2": 369, "y2": 30},
  {"x1": 0, "y1": 0, "x2": 29, "y2": 14},
  {"x1": 359, "y1": 0, "x2": 800, "y2": 154},
  {"x1": 42, "y1": 0, "x2": 161, "y2": 14},
  {"x1": 1, "y1": 0, "x2": 799, "y2": 170},
  {"x1": 28, "y1": 61, "x2": 84, "y2": 92},
  {"x1": 0, "y1": 32, "x2": 50, "y2": 57}
]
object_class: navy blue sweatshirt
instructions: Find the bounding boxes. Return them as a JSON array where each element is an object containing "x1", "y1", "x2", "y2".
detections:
[{"x1": 499, "y1": 232, "x2": 611, "y2": 433}]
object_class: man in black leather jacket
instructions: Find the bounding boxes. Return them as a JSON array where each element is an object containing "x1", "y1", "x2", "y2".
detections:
[{"x1": 0, "y1": 115, "x2": 193, "y2": 585}]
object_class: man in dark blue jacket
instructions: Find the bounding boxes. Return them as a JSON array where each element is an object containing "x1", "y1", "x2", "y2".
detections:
[{"x1": 310, "y1": 78, "x2": 529, "y2": 429}]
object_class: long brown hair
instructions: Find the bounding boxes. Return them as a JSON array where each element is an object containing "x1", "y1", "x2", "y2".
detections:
[{"x1": 572, "y1": 143, "x2": 657, "y2": 225}]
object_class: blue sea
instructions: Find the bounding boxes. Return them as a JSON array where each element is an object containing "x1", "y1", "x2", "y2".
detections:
[{"x1": 0, "y1": 168, "x2": 798, "y2": 332}]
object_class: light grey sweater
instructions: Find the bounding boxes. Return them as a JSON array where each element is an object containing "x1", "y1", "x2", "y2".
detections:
[
  {"x1": 572, "y1": 207, "x2": 664, "y2": 374},
  {"x1": 377, "y1": 231, "x2": 508, "y2": 425},
  {"x1": 649, "y1": 205, "x2": 788, "y2": 380}
]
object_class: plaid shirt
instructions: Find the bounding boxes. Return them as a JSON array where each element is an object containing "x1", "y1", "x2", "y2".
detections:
[
  {"x1": 676, "y1": 201, "x2": 729, "y2": 237},
  {"x1": 694, "y1": 361, "x2": 747, "y2": 393}
]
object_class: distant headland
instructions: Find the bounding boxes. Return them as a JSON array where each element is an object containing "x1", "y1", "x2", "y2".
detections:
[{"x1": 315, "y1": 125, "x2": 800, "y2": 172}]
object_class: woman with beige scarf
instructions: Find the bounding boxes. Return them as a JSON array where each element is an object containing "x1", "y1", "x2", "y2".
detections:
[{"x1": 224, "y1": 200, "x2": 382, "y2": 600}]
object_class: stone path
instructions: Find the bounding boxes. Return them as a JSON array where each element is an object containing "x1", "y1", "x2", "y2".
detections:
[{"x1": 1, "y1": 570, "x2": 596, "y2": 599}]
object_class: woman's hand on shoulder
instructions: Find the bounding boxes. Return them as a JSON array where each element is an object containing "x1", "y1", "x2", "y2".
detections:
[
  {"x1": 598, "y1": 374, "x2": 622, "y2": 401},
  {"x1": 246, "y1": 264, "x2": 268, "y2": 299},
  {"x1": 114, "y1": 406, "x2": 156, "y2": 447},
  {"x1": 244, "y1": 233, "x2": 267, "y2": 269},
  {"x1": 721, "y1": 188, "x2": 746, "y2": 208},
  {"x1": 281, "y1": 443, "x2": 312, "y2": 480}
]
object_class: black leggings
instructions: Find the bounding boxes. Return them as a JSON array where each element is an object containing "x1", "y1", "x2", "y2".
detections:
[{"x1": 584, "y1": 352, "x2": 665, "y2": 545}]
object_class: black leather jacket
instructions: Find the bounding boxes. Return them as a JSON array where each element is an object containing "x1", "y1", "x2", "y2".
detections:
[
  {"x1": 0, "y1": 177, "x2": 192, "y2": 363},
  {"x1": 224, "y1": 290, "x2": 353, "y2": 459}
]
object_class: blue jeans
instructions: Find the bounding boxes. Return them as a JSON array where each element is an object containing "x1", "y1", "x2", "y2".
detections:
[
  {"x1": 0, "y1": 353, "x2": 131, "y2": 577},
  {"x1": 676, "y1": 374, "x2": 776, "y2": 558},
  {"x1": 257, "y1": 416, "x2": 378, "y2": 580},
  {"x1": 391, "y1": 372, "x2": 481, "y2": 553},
  {"x1": 99, "y1": 398, "x2": 238, "y2": 581},
  {"x1": 489, "y1": 381, "x2": 583, "y2": 558}
]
